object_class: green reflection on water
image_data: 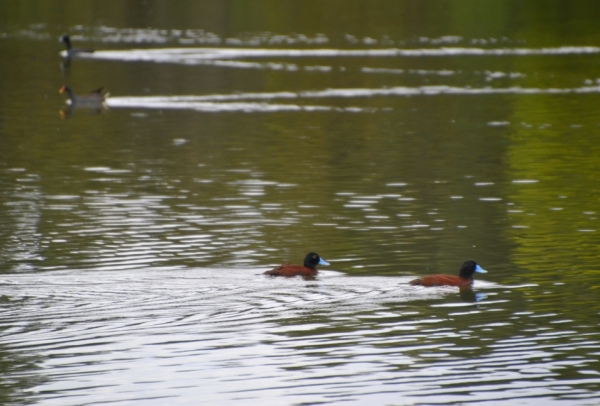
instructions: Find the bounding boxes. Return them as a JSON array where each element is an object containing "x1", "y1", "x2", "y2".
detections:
[{"x1": 505, "y1": 93, "x2": 600, "y2": 322}]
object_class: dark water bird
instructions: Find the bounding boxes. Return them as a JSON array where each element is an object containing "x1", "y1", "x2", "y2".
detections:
[
  {"x1": 60, "y1": 34, "x2": 94, "y2": 57},
  {"x1": 409, "y1": 260, "x2": 487, "y2": 287},
  {"x1": 264, "y1": 252, "x2": 330, "y2": 278},
  {"x1": 60, "y1": 85, "x2": 108, "y2": 105},
  {"x1": 59, "y1": 85, "x2": 109, "y2": 118}
]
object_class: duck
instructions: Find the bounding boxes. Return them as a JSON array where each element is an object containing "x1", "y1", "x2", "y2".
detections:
[
  {"x1": 60, "y1": 34, "x2": 94, "y2": 57},
  {"x1": 409, "y1": 260, "x2": 487, "y2": 287},
  {"x1": 59, "y1": 85, "x2": 108, "y2": 106},
  {"x1": 264, "y1": 252, "x2": 330, "y2": 277}
]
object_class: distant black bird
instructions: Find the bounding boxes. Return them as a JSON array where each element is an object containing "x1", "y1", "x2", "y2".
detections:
[
  {"x1": 59, "y1": 85, "x2": 109, "y2": 119},
  {"x1": 60, "y1": 34, "x2": 94, "y2": 57},
  {"x1": 59, "y1": 85, "x2": 108, "y2": 106}
]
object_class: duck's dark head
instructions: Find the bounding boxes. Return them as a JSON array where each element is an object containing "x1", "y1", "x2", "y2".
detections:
[
  {"x1": 303, "y1": 252, "x2": 330, "y2": 269},
  {"x1": 59, "y1": 35, "x2": 72, "y2": 49},
  {"x1": 459, "y1": 260, "x2": 487, "y2": 279}
]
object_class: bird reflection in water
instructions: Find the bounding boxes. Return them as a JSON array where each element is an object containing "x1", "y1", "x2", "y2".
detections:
[
  {"x1": 459, "y1": 287, "x2": 486, "y2": 303},
  {"x1": 59, "y1": 85, "x2": 109, "y2": 119}
]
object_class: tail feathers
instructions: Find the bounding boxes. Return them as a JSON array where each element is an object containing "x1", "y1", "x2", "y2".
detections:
[{"x1": 264, "y1": 265, "x2": 283, "y2": 276}]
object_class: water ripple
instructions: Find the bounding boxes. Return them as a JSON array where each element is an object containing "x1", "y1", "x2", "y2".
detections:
[{"x1": 1, "y1": 268, "x2": 599, "y2": 404}]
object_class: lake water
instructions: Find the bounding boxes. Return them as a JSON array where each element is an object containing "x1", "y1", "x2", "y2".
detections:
[{"x1": 1, "y1": 1, "x2": 600, "y2": 405}]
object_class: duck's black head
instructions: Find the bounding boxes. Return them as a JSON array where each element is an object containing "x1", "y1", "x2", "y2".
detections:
[
  {"x1": 60, "y1": 35, "x2": 72, "y2": 49},
  {"x1": 303, "y1": 252, "x2": 330, "y2": 269},
  {"x1": 459, "y1": 260, "x2": 487, "y2": 279}
]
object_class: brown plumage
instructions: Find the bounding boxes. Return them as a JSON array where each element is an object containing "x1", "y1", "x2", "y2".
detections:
[
  {"x1": 409, "y1": 260, "x2": 487, "y2": 287},
  {"x1": 264, "y1": 252, "x2": 330, "y2": 277}
]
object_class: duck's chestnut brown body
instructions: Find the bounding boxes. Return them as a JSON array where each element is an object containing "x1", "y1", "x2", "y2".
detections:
[
  {"x1": 264, "y1": 253, "x2": 329, "y2": 277},
  {"x1": 409, "y1": 260, "x2": 486, "y2": 287}
]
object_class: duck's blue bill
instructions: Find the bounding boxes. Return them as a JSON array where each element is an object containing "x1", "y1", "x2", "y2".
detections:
[
  {"x1": 475, "y1": 264, "x2": 487, "y2": 273},
  {"x1": 319, "y1": 258, "x2": 330, "y2": 266}
]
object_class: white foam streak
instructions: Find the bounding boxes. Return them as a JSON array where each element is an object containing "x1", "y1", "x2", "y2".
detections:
[
  {"x1": 78, "y1": 46, "x2": 600, "y2": 64},
  {"x1": 106, "y1": 98, "x2": 365, "y2": 113},
  {"x1": 106, "y1": 84, "x2": 600, "y2": 112}
]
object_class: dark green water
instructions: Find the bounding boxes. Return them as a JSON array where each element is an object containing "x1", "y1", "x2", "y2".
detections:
[{"x1": 1, "y1": 1, "x2": 600, "y2": 404}]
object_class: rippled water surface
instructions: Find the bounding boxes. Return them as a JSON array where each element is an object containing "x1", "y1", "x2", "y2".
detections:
[{"x1": 2, "y1": 1, "x2": 600, "y2": 404}]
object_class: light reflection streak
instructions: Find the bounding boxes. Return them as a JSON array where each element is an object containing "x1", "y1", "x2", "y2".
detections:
[
  {"x1": 105, "y1": 84, "x2": 600, "y2": 112},
  {"x1": 72, "y1": 46, "x2": 600, "y2": 63}
]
